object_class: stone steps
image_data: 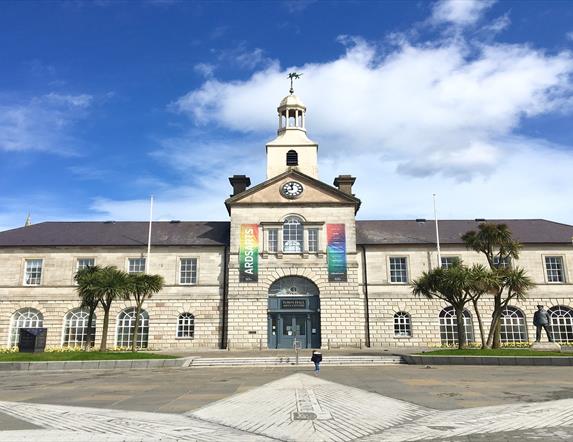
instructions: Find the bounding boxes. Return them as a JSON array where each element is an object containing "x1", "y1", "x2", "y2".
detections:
[{"x1": 188, "y1": 355, "x2": 405, "y2": 367}]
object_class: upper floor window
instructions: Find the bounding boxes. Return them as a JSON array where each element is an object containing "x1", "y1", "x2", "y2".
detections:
[
  {"x1": 545, "y1": 256, "x2": 565, "y2": 283},
  {"x1": 286, "y1": 150, "x2": 298, "y2": 166},
  {"x1": 24, "y1": 259, "x2": 43, "y2": 286},
  {"x1": 283, "y1": 216, "x2": 303, "y2": 253},
  {"x1": 77, "y1": 258, "x2": 95, "y2": 270},
  {"x1": 128, "y1": 258, "x2": 146, "y2": 274},
  {"x1": 180, "y1": 258, "x2": 197, "y2": 285},
  {"x1": 493, "y1": 256, "x2": 512, "y2": 269},
  {"x1": 308, "y1": 228, "x2": 319, "y2": 253},
  {"x1": 389, "y1": 257, "x2": 408, "y2": 283},
  {"x1": 440, "y1": 257, "x2": 458, "y2": 269},
  {"x1": 267, "y1": 229, "x2": 278, "y2": 253}
]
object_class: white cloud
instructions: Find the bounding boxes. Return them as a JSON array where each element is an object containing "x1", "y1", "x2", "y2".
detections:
[
  {"x1": 0, "y1": 93, "x2": 93, "y2": 153},
  {"x1": 432, "y1": 0, "x2": 495, "y2": 26},
  {"x1": 567, "y1": 31, "x2": 573, "y2": 42}
]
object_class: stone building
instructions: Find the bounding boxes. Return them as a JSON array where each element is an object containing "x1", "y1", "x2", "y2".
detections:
[{"x1": 1, "y1": 90, "x2": 573, "y2": 350}]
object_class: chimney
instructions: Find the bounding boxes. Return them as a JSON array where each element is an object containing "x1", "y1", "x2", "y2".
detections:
[
  {"x1": 229, "y1": 175, "x2": 251, "y2": 196},
  {"x1": 333, "y1": 175, "x2": 356, "y2": 195}
]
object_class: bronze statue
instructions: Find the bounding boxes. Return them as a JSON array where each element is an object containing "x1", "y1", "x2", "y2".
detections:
[{"x1": 533, "y1": 304, "x2": 554, "y2": 342}]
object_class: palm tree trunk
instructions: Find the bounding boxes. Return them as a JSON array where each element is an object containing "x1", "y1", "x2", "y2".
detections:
[
  {"x1": 132, "y1": 302, "x2": 142, "y2": 353},
  {"x1": 472, "y1": 298, "x2": 486, "y2": 349},
  {"x1": 455, "y1": 307, "x2": 467, "y2": 349},
  {"x1": 486, "y1": 294, "x2": 502, "y2": 348},
  {"x1": 85, "y1": 305, "x2": 96, "y2": 351},
  {"x1": 100, "y1": 307, "x2": 110, "y2": 352}
]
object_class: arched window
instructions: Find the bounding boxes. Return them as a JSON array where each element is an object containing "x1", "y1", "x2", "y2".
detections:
[
  {"x1": 116, "y1": 308, "x2": 149, "y2": 348},
  {"x1": 283, "y1": 216, "x2": 303, "y2": 253},
  {"x1": 9, "y1": 308, "x2": 43, "y2": 347},
  {"x1": 63, "y1": 308, "x2": 96, "y2": 347},
  {"x1": 394, "y1": 312, "x2": 412, "y2": 337},
  {"x1": 286, "y1": 150, "x2": 298, "y2": 166},
  {"x1": 269, "y1": 276, "x2": 319, "y2": 296},
  {"x1": 439, "y1": 306, "x2": 474, "y2": 345},
  {"x1": 548, "y1": 306, "x2": 573, "y2": 343},
  {"x1": 177, "y1": 313, "x2": 195, "y2": 339},
  {"x1": 500, "y1": 306, "x2": 527, "y2": 343}
]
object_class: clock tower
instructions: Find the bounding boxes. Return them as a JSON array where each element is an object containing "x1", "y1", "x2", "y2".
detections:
[{"x1": 266, "y1": 89, "x2": 318, "y2": 179}]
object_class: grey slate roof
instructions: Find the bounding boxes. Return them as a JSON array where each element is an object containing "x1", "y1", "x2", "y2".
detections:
[
  {"x1": 0, "y1": 219, "x2": 571, "y2": 247},
  {"x1": 355, "y1": 219, "x2": 573, "y2": 245},
  {"x1": 0, "y1": 222, "x2": 230, "y2": 247}
]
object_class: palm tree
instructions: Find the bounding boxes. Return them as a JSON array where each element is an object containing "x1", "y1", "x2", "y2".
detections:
[
  {"x1": 126, "y1": 273, "x2": 164, "y2": 352},
  {"x1": 74, "y1": 265, "x2": 101, "y2": 351},
  {"x1": 94, "y1": 266, "x2": 130, "y2": 351},
  {"x1": 466, "y1": 264, "x2": 498, "y2": 348},
  {"x1": 412, "y1": 263, "x2": 473, "y2": 349}
]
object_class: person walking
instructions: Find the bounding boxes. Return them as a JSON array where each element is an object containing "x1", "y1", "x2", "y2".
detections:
[{"x1": 311, "y1": 350, "x2": 322, "y2": 376}]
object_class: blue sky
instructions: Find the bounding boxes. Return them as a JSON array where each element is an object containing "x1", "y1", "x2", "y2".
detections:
[{"x1": 1, "y1": 0, "x2": 573, "y2": 231}]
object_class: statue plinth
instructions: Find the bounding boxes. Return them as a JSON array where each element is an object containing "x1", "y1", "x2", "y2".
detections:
[{"x1": 531, "y1": 342, "x2": 561, "y2": 352}]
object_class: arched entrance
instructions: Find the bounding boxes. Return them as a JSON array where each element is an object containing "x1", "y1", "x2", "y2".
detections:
[{"x1": 268, "y1": 276, "x2": 320, "y2": 349}]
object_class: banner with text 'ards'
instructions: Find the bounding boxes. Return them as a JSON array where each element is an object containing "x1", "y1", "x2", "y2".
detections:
[
  {"x1": 327, "y1": 224, "x2": 347, "y2": 282},
  {"x1": 239, "y1": 224, "x2": 259, "y2": 282}
]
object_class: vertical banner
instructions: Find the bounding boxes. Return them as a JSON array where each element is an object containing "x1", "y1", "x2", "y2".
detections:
[
  {"x1": 239, "y1": 224, "x2": 259, "y2": 282},
  {"x1": 327, "y1": 224, "x2": 347, "y2": 282}
]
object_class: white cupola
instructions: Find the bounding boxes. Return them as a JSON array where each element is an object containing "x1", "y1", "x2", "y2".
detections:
[{"x1": 266, "y1": 76, "x2": 318, "y2": 179}]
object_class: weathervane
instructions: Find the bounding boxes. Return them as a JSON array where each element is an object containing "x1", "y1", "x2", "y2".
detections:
[{"x1": 287, "y1": 72, "x2": 302, "y2": 94}]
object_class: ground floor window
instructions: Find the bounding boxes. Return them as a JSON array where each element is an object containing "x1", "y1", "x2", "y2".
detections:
[
  {"x1": 177, "y1": 313, "x2": 195, "y2": 339},
  {"x1": 9, "y1": 308, "x2": 43, "y2": 347},
  {"x1": 548, "y1": 305, "x2": 573, "y2": 343},
  {"x1": 500, "y1": 306, "x2": 527, "y2": 344},
  {"x1": 439, "y1": 306, "x2": 474, "y2": 345},
  {"x1": 394, "y1": 312, "x2": 412, "y2": 337},
  {"x1": 116, "y1": 308, "x2": 149, "y2": 348},
  {"x1": 63, "y1": 308, "x2": 95, "y2": 347}
]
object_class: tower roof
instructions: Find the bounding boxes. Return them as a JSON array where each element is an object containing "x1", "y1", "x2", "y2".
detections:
[{"x1": 279, "y1": 94, "x2": 306, "y2": 109}]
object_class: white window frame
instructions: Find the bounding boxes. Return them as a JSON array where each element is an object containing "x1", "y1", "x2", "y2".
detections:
[
  {"x1": 440, "y1": 256, "x2": 459, "y2": 269},
  {"x1": 179, "y1": 257, "x2": 198, "y2": 285},
  {"x1": 307, "y1": 228, "x2": 319, "y2": 253},
  {"x1": 282, "y1": 216, "x2": 304, "y2": 254},
  {"x1": 23, "y1": 258, "x2": 43, "y2": 286},
  {"x1": 267, "y1": 228, "x2": 279, "y2": 253},
  {"x1": 543, "y1": 255, "x2": 566, "y2": 284},
  {"x1": 127, "y1": 257, "x2": 146, "y2": 274},
  {"x1": 76, "y1": 257, "x2": 96, "y2": 270},
  {"x1": 393, "y1": 311, "x2": 412, "y2": 338},
  {"x1": 176, "y1": 313, "x2": 195, "y2": 339},
  {"x1": 9, "y1": 308, "x2": 44, "y2": 347},
  {"x1": 61, "y1": 308, "x2": 96, "y2": 347},
  {"x1": 388, "y1": 256, "x2": 409, "y2": 284},
  {"x1": 115, "y1": 307, "x2": 149, "y2": 348}
]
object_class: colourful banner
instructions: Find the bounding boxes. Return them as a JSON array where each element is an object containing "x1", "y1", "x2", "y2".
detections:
[
  {"x1": 239, "y1": 224, "x2": 259, "y2": 282},
  {"x1": 327, "y1": 224, "x2": 347, "y2": 282}
]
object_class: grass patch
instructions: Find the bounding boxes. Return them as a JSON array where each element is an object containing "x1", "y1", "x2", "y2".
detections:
[
  {"x1": 0, "y1": 351, "x2": 178, "y2": 362},
  {"x1": 418, "y1": 348, "x2": 568, "y2": 357}
]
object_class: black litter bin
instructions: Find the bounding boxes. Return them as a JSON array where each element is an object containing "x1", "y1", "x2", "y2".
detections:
[{"x1": 18, "y1": 328, "x2": 47, "y2": 353}]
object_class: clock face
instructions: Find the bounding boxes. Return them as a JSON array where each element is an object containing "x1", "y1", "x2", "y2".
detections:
[{"x1": 281, "y1": 181, "x2": 304, "y2": 199}]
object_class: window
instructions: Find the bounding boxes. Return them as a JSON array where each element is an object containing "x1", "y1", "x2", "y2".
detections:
[
  {"x1": 545, "y1": 256, "x2": 565, "y2": 283},
  {"x1": 9, "y1": 308, "x2": 43, "y2": 347},
  {"x1": 548, "y1": 306, "x2": 573, "y2": 343},
  {"x1": 179, "y1": 258, "x2": 197, "y2": 284},
  {"x1": 389, "y1": 257, "x2": 408, "y2": 283},
  {"x1": 24, "y1": 259, "x2": 43, "y2": 286},
  {"x1": 394, "y1": 312, "x2": 412, "y2": 337},
  {"x1": 286, "y1": 150, "x2": 298, "y2": 166},
  {"x1": 267, "y1": 229, "x2": 278, "y2": 253},
  {"x1": 283, "y1": 216, "x2": 303, "y2": 253},
  {"x1": 493, "y1": 256, "x2": 512, "y2": 269},
  {"x1": 177, "y1": 313, "x2": 195, "y2": 339},
  {"x1": 439, "y1": 306, "x2": 475, "y2": 345},
  {"x1": 116, "y1": 308, "x2": 149, "y2": 348},
  {"x1": 500, "y1": 306, "x2": 527, "y2": 344},
  {"x1": 440, "y1": 257, "x2": 458, "y2": 269},
  {"x1": 63, "y1": 308, "x2": 96, "y2": 347},
  {"x1": 77, "y1": 258, "x2": 95, "y2": 270},
  {"x1": 308, "y1": 228, "x2": 319, "y2": 253},
  {"x1": 128, "y1": 258, "x2": 146, "y2": 274},
  {"x1": 269, "y1": 276, "x2": 319, "y2": 296}
]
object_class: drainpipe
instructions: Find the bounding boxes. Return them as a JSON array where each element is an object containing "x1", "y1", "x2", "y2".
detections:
[
  {"x1": 360, "y1": 245, "x2": 371, "y2": 347},
  {"x1": 220, "y1": 245, "x2": 229, "y2": 349}
]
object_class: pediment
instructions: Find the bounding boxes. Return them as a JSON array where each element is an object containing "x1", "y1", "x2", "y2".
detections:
[{"x1": 225, "y1": 171, "x2": 360, "y2": 212}]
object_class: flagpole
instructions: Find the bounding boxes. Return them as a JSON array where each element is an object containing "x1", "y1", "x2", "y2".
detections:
[
  {"x1": 433, "y1": 193, "x2": 441, "y2": 268},
  {"x1": 146, "y1": 195, "x2": 153, "y2": 274}
]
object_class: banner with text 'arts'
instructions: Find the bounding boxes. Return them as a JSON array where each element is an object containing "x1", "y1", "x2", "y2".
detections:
[
  {"x1": 239, "y1": 224, "x2": 259, "y2": 282},
  {"x1": 327, "y1": 223, "x2": 347, "y2": 282}
]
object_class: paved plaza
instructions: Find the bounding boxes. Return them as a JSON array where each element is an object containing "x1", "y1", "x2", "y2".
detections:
[{"x1": 1, "y1": 365, "x2": 573, "y2": 440}]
